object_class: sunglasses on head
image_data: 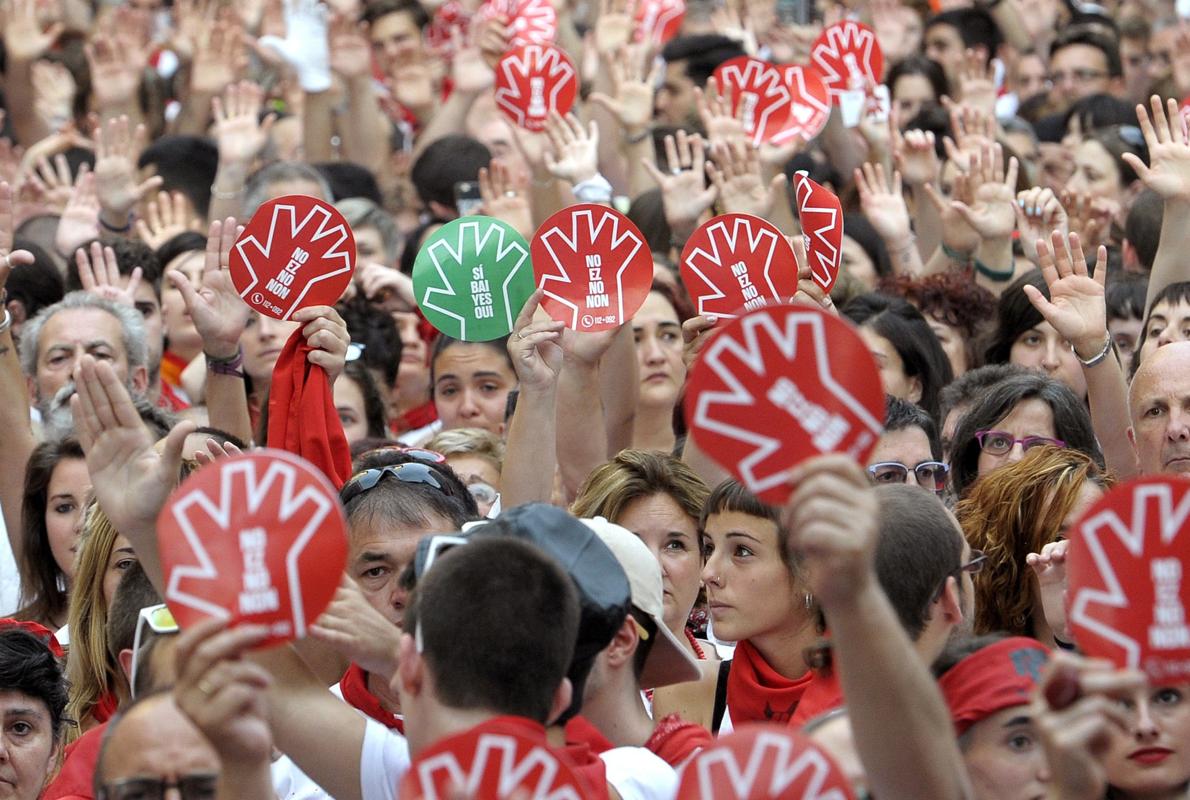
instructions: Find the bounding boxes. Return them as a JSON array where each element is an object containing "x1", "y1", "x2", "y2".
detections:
[{"x1": 340, "y1": 462, "x2": 451, "y2": 505}]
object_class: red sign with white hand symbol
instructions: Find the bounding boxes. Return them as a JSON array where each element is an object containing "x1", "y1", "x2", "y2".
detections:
[
  {"x1": 494, "y1": 44, "x2": 578, "y2": 132},
  {"x1": 229, "y1": 195, "x2": 356, "y2": 321},
  {"x1": 531, "y1": 204, "x2": 653, "y2": 332},
  {"x1": 712, "y1": 57, "x2": 794, "y2": 147},
  {"x1": 156, "y1": 450, "x2": 348, "y2": 648},
  {"x1": 772, "y1": 65, "x2": 831, "y2": 144},
  {"x1": 795, "y1": 173, "x2": 844, "y2": 295},
  {"x1": 1068, "y1": 476, "x2": 1190, "y2": 683},
  {"x1": 680, "y1": 214, "x2": 799, "y2": 318},
  {"x1": 677, "y1": 724, "x2": 855, "y2": 800},
  {"x1": 635, "y1": 0, "x2": 685, "y2": 45},
  {"x1": 425, "y1": 0, "x2": 469, "y2": 57},
  {"x1": 477, "y1": 0, "x2": 557, "y2": 47},
  {"x1": 808, "y1": 21, "x2": 883, "y2": 102},
  {"x1": 684, "y1": 304, "x2": 883, "y2": 504},
  {"x1": 400, "y1": 722, "x2": 593, "y2": 800}
]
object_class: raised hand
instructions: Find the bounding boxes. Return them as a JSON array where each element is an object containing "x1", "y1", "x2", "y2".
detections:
[
  {"x1": 190, "y1": 15, "x2": 246, "y2": 97},
  {"x1": 1, "y1": 0, "x2": 64, "y2": 64},
  {"x1": 31, "y1": 61, "x2": 77, "y2": 134},
  {"x1": 328, "y1": 11, "x2": 372, "y2": 79},
  {"x1": 355, "y1": 260, "x2": 415, "y2": 311},
  {"x1": 641, "y1": 131, "x2": 718, "y2": 239},
  {"x1": 478, "y1": 161, "x2": 533, "y2": 238},
  {"x1": 790, "y1": 234, "x2": 836, "y2": 313},
  {"x1": 948, "y1": 143, "x2": 1019, "y2": 241},
  {"x1": 855, "y1": 162, "x2": 911, "y2": 245},
  {"x1": 388, "y1": 57, "x2": 441, "y2": 114},
  {"x1": 1126, "y1": 94, "x2": 1190, "y2": 201},
  {"x1": 310, "y1": 576, "x2": 403, "y2": 679},
  {"x1": 942, "y1": 97, "x2": 997, "y2": 166},
  {"x1": 449, "y1": 29, "x2": 494, "y2": 96},
  {"x1": 293, "y1": 305, "x2": 349, "y2": 383},
  {"x1": 256, "y1": 0, "x2": 332, "y2": 93},
  {"x1": 1026, "y1": 538, "x2": 1071, "y2": 644},
  {"x1": 592, "y1": 0, "x2": 635, "y2": 57},
  {"x1": 682, "y1": 315, "x2": 717, "y2": 371},
  {"x1": 77, "y1": 241, "x2": 143, "y2": 305},
  {"x1": 544, "y1": 112, "x2": 600, "y2": 186},
  {"x1": 1060, "y1": 189, "x2": 1112, "y2": 251},
  {"x1": 0, "y1": 182, "x2": 36, "y2": 294},
  {"x1": 54, "y1": 171, "x2": 101, "y2": 258},
  {"x1": 1015, "y1": 186, "x2": 1069, "y2": 264},
  {"x1": 26, "y1": 153, "x2": 83, "y2": 214},
  {"x1": 894, "y1": 127, "x2": 939, "y2": 187},
  {"x1": 955, "y1": 49, "x2": 996, "y2": 117},
  {"x1": 1024, "y1": 230, "x2": 1109, "y2": 360},
  {"x1": 588, "y1": 45, "x2": 657, "y2": 137},
  {"x1": 508, "y1": 289, "x2": 564, "y2": 392},
  {"x1": 168, "y1": 0, "x2": 218, "y2": 63},
  {"x1": 706, "y1": 140, "x2": 786, "y2": 218},
  {"x1": 84, "y1": 28, "x2": 148, "y2": 111},
  {"x1": 167, "y1": 218, "x2": 252, "y2": 360},
  {"x1": 696, "y1": 79, "x2": 748, "y2": 151},
  {"x1": 212, "y1": 81, "x2": 274, "y2": 166},
  {"x1": 136, "y1": 190, "x2": 202, "y2": 250},
  {"x1": 93, "y1": 115, "x2": 161, "y2": 227}
]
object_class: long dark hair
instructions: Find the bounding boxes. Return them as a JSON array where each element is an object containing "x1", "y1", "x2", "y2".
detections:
[{"x1": 18, "y1": 438, "x2": 84, "y2": 626}]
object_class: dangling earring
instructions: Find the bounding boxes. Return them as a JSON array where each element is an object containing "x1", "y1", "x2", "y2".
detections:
[{"x1": 804, "y1": 593, "x2": 815, "y2": 609}]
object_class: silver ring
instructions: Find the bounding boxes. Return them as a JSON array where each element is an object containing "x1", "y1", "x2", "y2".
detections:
[
  {"x1": 504, "y1": 190, "x2": 516, "y2": 198},
  {"x1": 2, "y1": 254, "x2": 9, "y2": 269},
  {"x1": 671, "y1": 167, "x2": 682, "y2": 175}
]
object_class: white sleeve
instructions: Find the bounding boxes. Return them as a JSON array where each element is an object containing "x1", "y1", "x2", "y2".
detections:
[
  {"x1": 600, "y1": 747, "x2": 679, "y2": 800},
  {"x1": 360, "y1": 718, "x2": 412, "y2": 800},
  {"x1": 271, "y1": 754, "x2": 335, "y2": 800}
]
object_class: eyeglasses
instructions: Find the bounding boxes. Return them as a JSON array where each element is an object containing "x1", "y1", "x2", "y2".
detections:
[
  {"x1": 866, "y1": 461, "x2": 950, "y2": 493},
  {"x1": 101, "y1": 773, "x2": 218, "y2": 800},
  {"x1": 974, "y1": 430, "x2": 1066, "y2": 456},
  {"x1": 412, "y1": 534, "x2": 470, "y2": 581},
  {"x1": 340, "y1": 463, "x2": 449, "y2": 505},
  {"x1": 396, "y1": 447, "x2": 447, "y2": 464},
  {"x1": 130, "y1": 604, "x2": 178, "y2": 699},
  {"x1": 960, "y1": 549, "x2": 987, "y2": 575},
  {"x1": 467, "y1": 481, "x2": 499, "y2": 507},
  {"x1": 1047, "y1": 68, "x2": 1108, "y2": 85}
]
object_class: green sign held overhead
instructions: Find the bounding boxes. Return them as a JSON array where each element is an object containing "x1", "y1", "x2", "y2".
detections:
[{"x1": 413, "y1": 217, "x2": 536, "y2": 341}]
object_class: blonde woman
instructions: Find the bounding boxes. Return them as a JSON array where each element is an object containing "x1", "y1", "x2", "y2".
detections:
[{"x1": 426, "y1": 427, "x2": 506, "y2": 517}]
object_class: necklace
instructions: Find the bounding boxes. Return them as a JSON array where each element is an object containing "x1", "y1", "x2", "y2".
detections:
[{"x1": 686, "y1": 628, "x2": 706, "y2": 660}]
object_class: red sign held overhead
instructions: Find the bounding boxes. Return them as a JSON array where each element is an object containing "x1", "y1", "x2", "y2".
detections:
[
  {"x1": 712, "y1": 57, "x2": 794, "y2": 147},
  {"x1": 773, "y1": 65, "x2": 831, "y2": 145},
  {"x1": 677, "y1": 724, "x2": 855, "y2": 800},
  {"x1": 229, "y1": 195, "x2": 356, "y2": 320},
  {"x1": 531, "y1": 204, "x2": 653, "y2": 332},
  {"x1": 156, "y1": 450, "x2": 348, "y2": 648},
  {"x1": 808, "y1": 21, "x2": 883, "y2": 102},
  {"x1": 477, "y1": 0, "x2": 557, "y2": 47},
  {"x1": 425, "y1": 0, "x2": 469, "y2": 57},
  {"x1": 794, "y1": 173, "x2": 844, "y2": 295},
  {"x1": 494, "y1": 43, "x2": 578, "y2": 131},
  {"x1": 685, "y1": 304, "x2": 884, "y2": 504},
  {"x1": 1068, "y1": 476, "x2": 1190, "y2": 683},
  {"x1": 635, "y1": 0, "x2": 685, "y2": 45},
  {"x1": 680, "y1": 214, "x2": 800, "y2": 318}
]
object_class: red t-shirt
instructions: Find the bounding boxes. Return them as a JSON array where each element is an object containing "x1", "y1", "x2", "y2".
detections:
[{"x1": 41, "y1": 722, "x2": 108, "y2": 799}]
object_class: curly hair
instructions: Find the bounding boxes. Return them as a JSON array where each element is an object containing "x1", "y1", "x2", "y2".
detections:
[
  {"x1": 881, "y1": 269, "x2": 997, "y2": 371},
  {"x1": 955, "y1": 446, "x2": 1110, "y2": 637}
]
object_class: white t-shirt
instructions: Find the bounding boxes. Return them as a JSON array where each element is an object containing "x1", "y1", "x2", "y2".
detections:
[
  {"x1": 272, "y1": 754, "x2": 336, "y2": 799},
  {"x1": 0, "y1": 507, "x2": 22, "y2": 615},
  {"x1": 360, "y1": 717, "x2": 412, "y2": 800},
  {"x1": 600, "y1": 746, "x2": 679, "y2": 800}
]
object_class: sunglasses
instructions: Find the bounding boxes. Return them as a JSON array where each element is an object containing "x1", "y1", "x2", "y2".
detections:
[
  {"x1": 101, "y1": 774, "x2": 218, "y2": 800},
  {"x1": 974, "y1": 430, "x2": 1066, "y2": 457},
  {"x1": 340, "y1": 462, "x2": 450, "y2": 505},
  {"x1": 130, "y1": 604, "x2": 179, "y2": 699},
  {"x1": 412, "y1": 534, "x2": 470, "y2": 582},
  {"x1": 866, "y1": 461, "x2": 949, "y2": 493}
]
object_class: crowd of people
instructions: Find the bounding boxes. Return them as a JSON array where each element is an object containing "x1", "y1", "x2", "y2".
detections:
[{"x1": 0, "y1": 0, "x2": 1189, "y2": 795}]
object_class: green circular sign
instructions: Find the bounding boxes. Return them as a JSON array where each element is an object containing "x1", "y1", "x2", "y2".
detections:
[{"x1": 413, "y1": 217, "x2": 536, "y2": 341}]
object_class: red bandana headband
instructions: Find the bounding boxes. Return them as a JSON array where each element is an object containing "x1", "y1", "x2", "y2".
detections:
[{"x1": 938, "y1": 637, "x2": 1050, "y2": 737}]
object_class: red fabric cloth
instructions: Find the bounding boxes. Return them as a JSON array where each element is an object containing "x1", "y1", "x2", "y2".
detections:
[
  {"x1": 564, "y1": 715, "x2": 615, "y2": 753},
  {"x1": 92, "y1": 692, "x2": 119, "y2": 724},
  {"x1": 939, "y1": 637, "x2": 1050, "y2": 736},
  {"x1": 159, "y1": 350, "x2": 188, "y2": 389},
  {"x1": 558, "y1": 739, "x2": 609, "y2": 799},
  {"x1": 644, "y1": 713, "x2": 712, "y2": 768},
  {"x1": 789, "y1": 669, "x2": 844, "y2": 727},
  {"x1": 726, "y1": 639, "x2": 814, "y2": 726},
  {"x1": 156, "y1": 379, "x2": 190, "y2": 413},
  {"x1": 0, "y1": 618, "x2": 63, "y2": 658},
  {"x1": 393, "y1": 400, "x2": 438, "y2": 436},
  {"x1": 339, "y1": 663, "x2": 404, "y2": 733},
  {"x1": 41, "y1": 721, "x2": 107, "y2": 799},
  {"x1": 266, "y1": 329, "x2": 352, "y2": 488}
]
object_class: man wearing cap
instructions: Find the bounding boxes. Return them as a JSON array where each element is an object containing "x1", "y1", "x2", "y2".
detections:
[
  {"x1": 935, "y1": 635, "x2": 1053, "y2": 799},
  {"x1": 563, "y1": 517, "x2": 710, "y2": 795}
]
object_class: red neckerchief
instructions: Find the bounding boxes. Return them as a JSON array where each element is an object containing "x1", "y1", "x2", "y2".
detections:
[
  {"x1": 156, "y1": 379, "x2": 190, "y2": 412},
  {"x1": 160, "y1": 350, "x2": 188, "y2": 388},
  {"x1": 726, "y1": 639, "x2": 813, "y2": 726},
  {"x1": 393, "y1": 400, "x2": 438, "y2": 435},
  {"x1": 789, "y1": 668, "x2": 843, "y2": 727},
  {"x1": 558, "y1": 737, "x2": 609, "y2": 799},
  {"x1": 92, "y1": 691, "x2": 119, "y2": 724},
  {"x1": 644, "y1": 713, "x2": 712, "y2": 768},
  {"x1": 40, "y1": 720, "x2": 107, "y2": 799},
  {"x1": 563, "y1": 716, "x2": 614, "y2": 754},
  {"x1": 339, "y1": 664, "x2": 404, "y2": 733}
]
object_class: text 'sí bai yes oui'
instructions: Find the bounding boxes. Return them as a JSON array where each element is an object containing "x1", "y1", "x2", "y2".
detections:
[
  {"x1": 471, "y1": 266, "x2": 495, "y2": 320},
  {"x1": 584, "y1": 254, "x2": 610, "y2": 310},
  {"x1": 266, "y1": 246, "x2": 311, "y2": 301}
]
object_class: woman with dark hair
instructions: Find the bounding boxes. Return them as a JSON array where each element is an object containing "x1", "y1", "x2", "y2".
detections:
[
  {"x1": 843, "y1": 293, "x2": 953, "y2": 421},
  {"x1": 885, "y1": 56, "x2": 950, "y2": 125},
  {"x1": 0, "y1": 625, "x2": 67, "y2": 800},
  {"x1": 1067, "y1": 125, "x2": 1149, "y2": 241},
  {"x1": 1131, "y1": 280, "x2": 1190, "y2": 375},
  {"x1": 632, "y1": 281, "x2": 693, "y2": 453},
  {"x1": 335, "y1": 359, "x2": 389, "y2": 445},
  {"x1": 883, "y1": 270, "x2": 997, "y2": 377},
  {"x1": 840, "y1": 215, "x2": 893, "y2": 291},
  {"x1": 949, "y1": 372, "x2": 1102, "y2": 498},
  {"x1": 156, "y1": 231, "x2": 207, "y2": 396},
  {"x1": 429, "y1": 334, "x2": 517, "y2": 436},
  {"x1": 15, "y1": 438, "x2": 88, "y2": 630}
]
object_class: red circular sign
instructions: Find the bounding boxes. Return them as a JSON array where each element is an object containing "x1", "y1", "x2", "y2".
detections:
[
  {"x1": 635, "y1": 0, "x2": 685, "y2": 45},
  {"x1": 685, "y1": 304, "x2": 884, "y2": 504},
  {"x1": 774, "y1": 65, "x2": 831, "y2": 144},
  {"x1": 425, "y1": 0, "x2": 469, "y2": 57},
  {"x1": 477, "y1": 0, "x2": 558, "y2": 48},
  {"x1": 400, "y1": 722, "x2": 595, "y2": 799},
  {"x1": 531, "y1": 204, "x2": 653, "y2": 332},
  {"x1": 677, "y1": 724, "x2": 855, "y2": 800},
  {"x1": 680, "y1": 214, "x2": 799, "y2": 319},
  {"x1": 712, "y1": 56, "x2": 794, "y2": 147},
  {"x1": 808, "y1": 21, "x2": 884, "y2": 101},
  {"x1": 1068, "y1": 476, "x2": 1190, "y2": 684},
  {"x1": 156, "y1": 450, "x2": 348, "y2": 647},
  {"x1": 229, "y1": 195, "x2": 356, "y2": 320},
  {"x1": 794, "y1": 172, "x2": 844, "y2": 295},
  {"x1": 494, "y1": 43, "x2": 578, "y2": 131}
]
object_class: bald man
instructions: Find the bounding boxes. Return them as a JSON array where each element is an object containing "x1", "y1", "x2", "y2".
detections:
[{"x1": 1128, "y1": 341, "x2": 1190, "y2": 474}]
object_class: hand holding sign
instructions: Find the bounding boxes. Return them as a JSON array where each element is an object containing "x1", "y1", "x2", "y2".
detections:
[
  {"x1": 531, "y1": 204, "x2": 653, "y2": 332},
  {"x1": 494, "y1": 43, "x2": 578, "y2": 131},
  {"x1": 157, "y1": 449, "x2": 348, "y2": 648},
  {"x1": 413, "y1": 217, "x2": 536, "y2": 341},
  {"x1": 1068, "y1": 476, "x2": 1190, "y2": 683},
  {"x1": 680, "y1": 214, "x2": 799, "y2": 318},
  {"x1": 711, "y1": 57, "x2": 794, "y2": 147},
  {"x1": 229, "y1": 195, "x2": 356, "y2": 320},
  {"x1": 677, "y1": 725, "x2": 855, "y2": 800},
  {"x1": 795, "y1": 172, "x2": 844, "y2": 295},
  {"x1": 684, "y1": 304, "x2": 883, "y2": 503}
]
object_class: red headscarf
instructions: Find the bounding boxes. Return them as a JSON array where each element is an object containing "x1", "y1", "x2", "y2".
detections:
[{"x1": 938, "y1": 637, "x2": 1050, "y2": 736}]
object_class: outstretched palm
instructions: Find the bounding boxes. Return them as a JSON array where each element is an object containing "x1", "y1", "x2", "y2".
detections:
[
  {"x1": 1025, "y1": 230, "x2": 1107, "y2": 353},
  {"x1": 170, "y1": 219, "x2": 252, "y2": 356},
  {"x1": 1129, "y1": 96, "x2": 1190, "y2": 201}
]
